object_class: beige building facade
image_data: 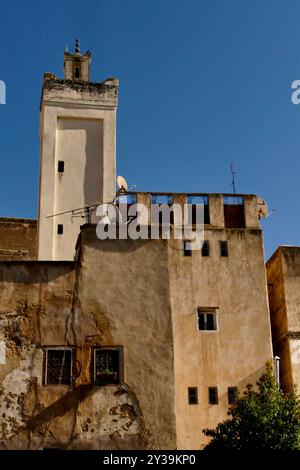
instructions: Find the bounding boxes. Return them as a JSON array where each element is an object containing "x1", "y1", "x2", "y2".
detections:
[
  {"x1": 0, "y1": 43, "x2": 281, "y2": 450},
  {"x1": 0, "y1": 192, "x2": 274, "y2": 449},
  {"x1": 37, "y1": 45, "x2": 118, "y2": 261},
  {"x1": 267, "y1": 246, "x2": 300, "y2": 394}
]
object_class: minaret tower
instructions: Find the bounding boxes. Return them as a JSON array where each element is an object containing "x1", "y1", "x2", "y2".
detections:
[
  {"x1": 64, "y1": 38, "x2": 91, "y2": 81},
  {"x1": 37, "y1": 39, "x2": 118, "y2": 260}
]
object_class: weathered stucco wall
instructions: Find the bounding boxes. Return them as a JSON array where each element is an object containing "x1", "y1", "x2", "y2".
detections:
[
  {"x1": 0, "y1": 261, "x2": 75, "y2": 448},
  {"x1": 0, "y1": 197, "x2": 273, "y2": 450},
  {"x1": 79, "y1": 228, "x2": 177, "y2": 449},
  {"x1": 0, "y1": 259, "x2": 148, "y2": 449},
  {"x1": 170, "y1": 227, "x2": 273, "y2": 449},
  {"x1": 267, "y1": 247, "x2": 300, "y2": 393},
  {"x1": 0, "y1": 229, "x2": 177, "y2": 449},
  {"x1": 0, "y1": 218, "x2": 37, "y2": 260}
]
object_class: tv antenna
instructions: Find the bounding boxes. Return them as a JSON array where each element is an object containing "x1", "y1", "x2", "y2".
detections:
[
  {"x1": 47, "y1": 201, "x2": 102, "y2": 223},
  {"x1": 230, "y1": 162, "x2": 237, "y2": 194},
  {"x1": 46, "y1": 175, "x2": 135, "y2": 224}
]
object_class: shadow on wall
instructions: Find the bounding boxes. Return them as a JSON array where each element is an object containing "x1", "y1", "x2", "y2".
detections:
[
  {"x1": 82, "y1": 229, "x2": 167, "y2": 253},
  {"x1": 0, "y1": 261, "x2": 75, "y2": 284},
  {"x1": 203, "y1": 362, "x2": 271, "y2": 419},
  {"x1": 1, "y1": 384, "x2": 147, "y2": 450},
  {"x1": 26, "y1": 383, "x2": 95, "y2": 431},
  {"x1": 83, "y1": 119, "x2": 103, "y2": 206}
]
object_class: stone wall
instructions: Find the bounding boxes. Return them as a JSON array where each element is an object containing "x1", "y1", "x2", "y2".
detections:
[{"x1": 0, "y1": 218, "x2": 37, "y2": 260}]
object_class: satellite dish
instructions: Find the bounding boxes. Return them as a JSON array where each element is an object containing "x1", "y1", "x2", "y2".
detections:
[
  {"x1": 117, "y1": 175, "x2": 128, "y2": 193},
  {"x1": 257, "y1": 196, "x2": 268, "y2": 218}
]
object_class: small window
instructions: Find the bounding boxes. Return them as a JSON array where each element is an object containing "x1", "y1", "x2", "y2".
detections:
[
  {"x1": 187, "y1": 195, "x2": 210, "y2": 225},
  {"x1": 188, "y1": 387, "x2": 198, "y2": 405},
  {"x1": 197, "y1": 309, "x2": 217, "y2": 331},
  {"x1": 57, "y1": 161, "x2": 64, "y2": 173},
  {"x1": 220, "y1": 241, "x2": 228, "y2": 257},
  {"x1": 44, "y1": 348, "x2": 72, "y2": 385},
  {"x1": 228, "y1": 387, "x2": 238, "y2": 404},
  {"x1": 208, "y1": 387, "x2": 218, "y2": 405},
  {"x1": 201, "y1": 240, "x2": 210, "y2": 257},
  {"x1": 183, "y1": 240, "x2": 192, "y2": 257},
  {"x1": 57, "y1": 224, "x2": 63, "y2": 235},
  {"x1": 74, "y1": 67, "x2": 80, "y2": 79},
  {"x1": 94, "y1": 348, "x2": 120, "y2": 385}
]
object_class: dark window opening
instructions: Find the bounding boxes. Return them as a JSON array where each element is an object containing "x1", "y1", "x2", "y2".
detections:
[
  {"x1": 228, "y1": 387, "x2": 238, "y2": 404},
  {"x1": 183, "y1": 241, "x2": 192, "y2": 256},
  {"x1": 201, "y1": 240, "x2": 210, "y2": 257},
  {"x1": 220, "y1": 241, "x2": 228, "y2": 257},
  {"x1": 94, "y1": 348, "x2": 120, "y2": 385},
  {"x1": 223, "y1": 196, "x2": 245, "y2": 228},
  {"x1": 188, "y1": 387, "x2": 198, "y2": 405},
  {"x1": 187, "y1": 195, "x2": 210, "y2": 225},
  {"x1": 209, "y1": 387, "x2": 218, "y2": 405},
  {"x1": 45, "y1": 349, "x2": 72, "y2": 385},
  {"x1": 57, "y1": 161, "x2": 64, "y2": 173},
  {"x1": 198, "y1": 309, "x2": 217, "y2": 331},
  {"x1": 74, "y1": 67, "x2": 80, "y2": 79},
  {"x1": 57, "y1": 224, "x2": 63, "y2": 235}
]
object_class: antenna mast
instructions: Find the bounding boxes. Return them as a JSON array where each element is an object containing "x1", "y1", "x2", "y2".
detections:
[{"x1": 230, "y1": 162, "x2": 237, "y2": 194}]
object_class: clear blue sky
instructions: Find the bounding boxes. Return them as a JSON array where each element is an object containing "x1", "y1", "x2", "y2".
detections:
[{"x1": 0, "y1": 0, "x2": 299, "y2": 259}]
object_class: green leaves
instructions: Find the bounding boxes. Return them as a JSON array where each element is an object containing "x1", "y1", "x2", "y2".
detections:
[{"x1": 203, "y1": 364, "x2": 300, "y2": 450}]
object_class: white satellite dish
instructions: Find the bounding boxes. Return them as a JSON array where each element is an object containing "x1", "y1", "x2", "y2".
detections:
[
  {"x1": 117, "y1": 175, "x2": 128, "y2": 193},
  {"x1": 257, "y1": 196, "x2": 269, "y2": 218}
]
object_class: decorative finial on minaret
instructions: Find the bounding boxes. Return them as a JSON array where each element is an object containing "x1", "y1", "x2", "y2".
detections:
[{"x1": 75, "y1": 38, "x2": 80, "y2": 54}]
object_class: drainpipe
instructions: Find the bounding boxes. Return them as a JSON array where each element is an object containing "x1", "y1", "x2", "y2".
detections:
[{"x1": 273, "y1": 356, "x2": 280, "y2": 386}]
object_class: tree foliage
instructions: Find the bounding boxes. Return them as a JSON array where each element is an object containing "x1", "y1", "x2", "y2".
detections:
[{"x1": 203, "y1": 365, "x2": 300, "y2": 450}]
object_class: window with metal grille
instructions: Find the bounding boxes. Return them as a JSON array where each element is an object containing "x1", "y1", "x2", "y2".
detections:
[
  {"x1": 208, "y1": 387, "x2": 218, "y2": 405},
  {"x1": 183, "y1": 240, "x2": 193, "y2": 256},
  {"x1": 197, "y1": 309, "x2": 217, "y2": 331},
  {"x1": 223, "y1": 196, "x2": 245, "y2": 228},
  {"x1": 44, "y1": 348, "x2": 72, "y2": 385},
  {"x1": 201, "y1": 240, "x2": 210, "y2": 257},
  {"x1": 220, "y1": 241, "x2": 228, "y2": 257},
  {"x1": 57, "y1": 160, "x2": 64, "y2": 173},
  {"x1": 187, "y1": 195, "x2": 210, "y2": 225},
  {"x1": 57, "y1": 224, "x2": 63, "y2": 235},
  {"x1": 228, "y1": 386, "x2": 238, "y2": 404},
  {"x1": 94, "y1": 348, "x2": 120, "y2": 385},
  {"x1": 188, "y1": 387, "x2": 198, "y2": 405}
]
